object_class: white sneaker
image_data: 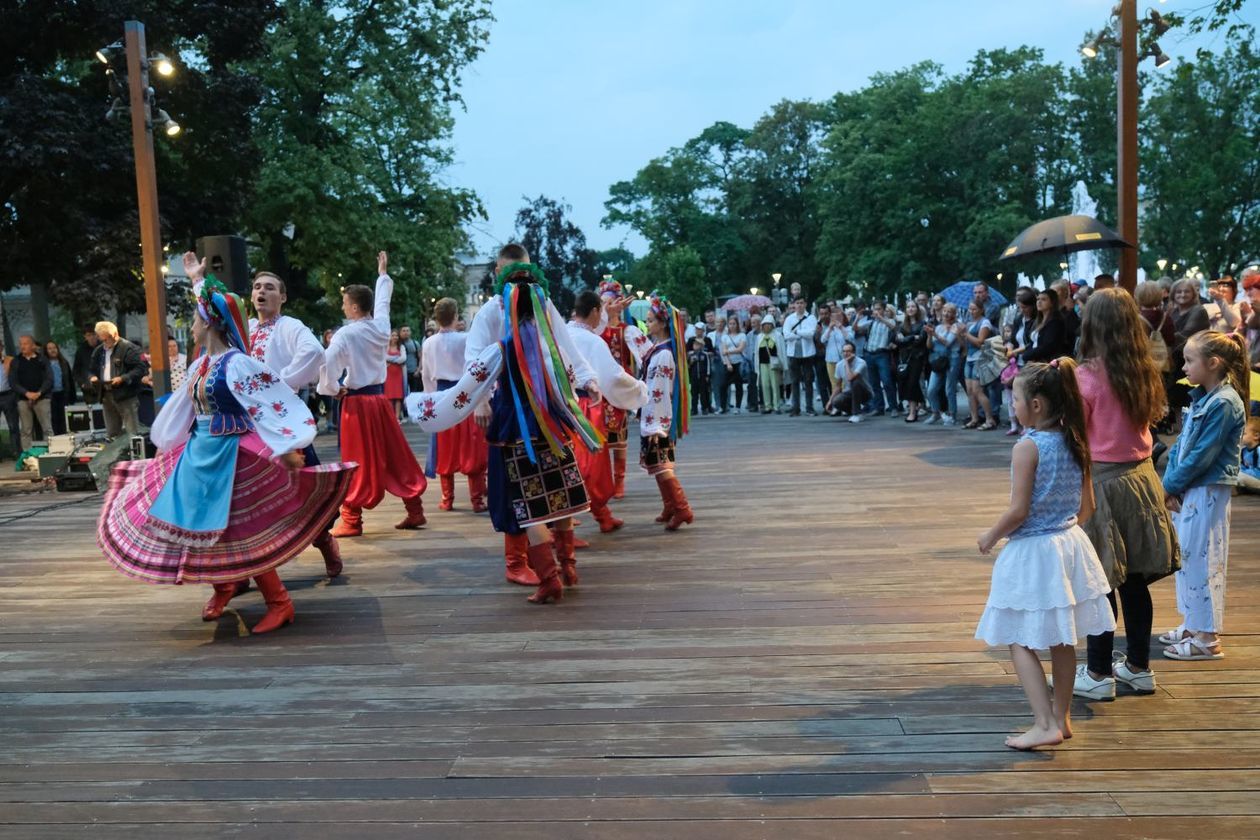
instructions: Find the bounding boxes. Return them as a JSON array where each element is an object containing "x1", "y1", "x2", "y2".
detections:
[
  {"x1": 1070, "y1": 664, "x2": 1116, "y2": 701},
  {"x1": 941, "y1": 415, "x2": 957, "y2": 426},
  {"x1": 849, "y1": 415, "x2": 864, "y2": 424},
  {"x1": 1113, "y1": 658, "x2": 1157, "y2": 694},
  {"x1": 922, "y1": 415, "x2": 939, "y2": 425}
]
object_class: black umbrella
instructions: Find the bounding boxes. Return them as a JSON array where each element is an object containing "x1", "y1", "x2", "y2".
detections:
[{"x1": 1000, "y1": 215, "x2": 1133, "y2": 261}]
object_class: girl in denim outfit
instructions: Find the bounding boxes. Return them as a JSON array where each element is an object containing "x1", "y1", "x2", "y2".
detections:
[{"x1": 1160, "y1": 331, "x2": 1249, "y2": 661}]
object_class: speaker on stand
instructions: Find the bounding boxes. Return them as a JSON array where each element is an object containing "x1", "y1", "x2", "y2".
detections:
[{"x1": 195, "y1": 235, "x2": 250, "y2": 297}]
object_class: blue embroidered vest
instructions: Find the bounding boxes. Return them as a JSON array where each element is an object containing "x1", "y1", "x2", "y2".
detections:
[{"x1": 191, "y1": 350, "x2": 255, "y2": 436}]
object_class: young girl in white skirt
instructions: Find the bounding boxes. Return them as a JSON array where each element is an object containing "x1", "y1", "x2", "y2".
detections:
[
  {"x1": 1159, "y1": 330, "x2": 1248, "y2": 661},
  {"x1": 975, "y1": 358, "x2": 1116, "y2": 750}
]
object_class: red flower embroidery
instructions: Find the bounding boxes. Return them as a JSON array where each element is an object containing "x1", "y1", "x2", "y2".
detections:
[
  {"x1": 421, "y1": 398, "x2": 437, "y2": 421},
  {"x1": 651, "y1": 388, "x2": 663, "y2": 401},
  {"x1": 304, "y1": 417, "x2": 317, "y2": 426},
  {"x1": 645, "y1": 413, "x2": 654, "y2": 424},
  {"x1": 469, "y1": 361, "x2": 489, "y2": 382},
  {"x1": 280, "y1": 427, "x2": 293, "y2": 437},
  {"x1": 453, "y1": 391, "x2": 470, "y2": 409}
]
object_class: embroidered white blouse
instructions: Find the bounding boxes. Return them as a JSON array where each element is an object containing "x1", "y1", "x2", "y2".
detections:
[
  {"x1": 249, "y1": 314, "x2": 324, "y2": 393},
  {"x1": 640, "y1": 344, "x2": 679, "y2": 438},
  {"x1": 152, "y1": 351, "x2": 316, "y2": 457}
]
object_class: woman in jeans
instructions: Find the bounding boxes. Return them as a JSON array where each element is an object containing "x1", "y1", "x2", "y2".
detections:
[
  {"x1": 718, "y1": 316, "x2": 746, "y2": 414},
  {"x1": 925, "y1": 303, "x2": 963, "y2": 425}
]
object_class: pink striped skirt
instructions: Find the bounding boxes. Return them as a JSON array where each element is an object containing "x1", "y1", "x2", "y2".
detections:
[{"x1": 98, "y1": 433, "x2": 356, "y2": 585}]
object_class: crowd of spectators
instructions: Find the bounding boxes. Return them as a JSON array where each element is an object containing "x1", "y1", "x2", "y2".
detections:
[{"x1": 682, "y1": 266, "x2": 1260, "y2": 438}]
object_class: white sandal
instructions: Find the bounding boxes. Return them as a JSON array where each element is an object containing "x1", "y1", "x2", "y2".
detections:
[
  {"x1": 1158, "y1": 625, "x2": 1192, "y2": 645},
  {"x1": 1163, "y1": 637, "x2": 1223, "y2": 661}
]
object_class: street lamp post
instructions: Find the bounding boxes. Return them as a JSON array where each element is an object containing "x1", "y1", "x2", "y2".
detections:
[
  {"x1": 1116, "y1": 0, "x2": 1140, "y2": 294},
  {"x1": 122, "y1": 20, "x2": 170, "y2": 399}
]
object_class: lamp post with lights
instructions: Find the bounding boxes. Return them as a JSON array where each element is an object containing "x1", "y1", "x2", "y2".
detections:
[
  {"x1": 97, "y1": 21, "x2": 179, "y2": 398},
  {"x1": 1081, "y1": 1, "x2": 1173, "y2": 293}
]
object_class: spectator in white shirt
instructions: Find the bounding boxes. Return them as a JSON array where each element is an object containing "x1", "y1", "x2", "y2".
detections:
[{"x1": 781, "y1": 297, "x2": 818, "y2": 416}]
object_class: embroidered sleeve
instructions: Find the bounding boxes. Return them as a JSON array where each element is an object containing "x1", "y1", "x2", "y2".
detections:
[
  {"x1": 282, "y1": 321, "x2": 326, "y2": 391},
  {"x1": 228, "y1": 353, "x2": 316, "y2": 456},
  {"x1": 587, "y1": 332, "x2": 648, "y2": 410},
  {"x1": 405, "y1": 342, "x2": 504, "y2": 432},
  {"x1": 149, "y1": 376, "x2": 196, "y2": 451}
]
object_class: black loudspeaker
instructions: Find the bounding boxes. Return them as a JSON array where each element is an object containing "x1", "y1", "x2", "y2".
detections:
[{"x1": 195, "y1": 235, "x2": 249, "y2": 296}]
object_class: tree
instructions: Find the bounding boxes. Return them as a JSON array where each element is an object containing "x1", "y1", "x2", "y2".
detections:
[
  {"x1": 514, "y1": 195, "x2": 600, "y2": 313},
  {"x1": 657, "y1": 245, "x2": 712, "y2": 318},
  {"x1": 0, "y1": 0, "x2": 276, "y2": 329},
  {"x1": 244, "y1": 0, "x2": 492, "y2": 331},
  {"x1": 1141, "y1": 43, "x2": 1260, "y2": 277}
]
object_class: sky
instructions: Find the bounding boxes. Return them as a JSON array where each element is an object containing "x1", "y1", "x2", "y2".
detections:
[{"x1": 447, "y1": 0, "x2": 1258, "y2": 259}]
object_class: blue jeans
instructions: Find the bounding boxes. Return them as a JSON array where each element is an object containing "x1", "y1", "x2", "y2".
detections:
[
  {"x1": 927, "y1": 355, "x2": 962, "y2": 417},
  {"x1": 985, "y1": 378, "x2": 1003, "y2": 424},
  {"x1": 711, "y1": 362, "x2": 728, "y2": 412},
  {"x1": 864, "y1": 351, "x2": 897, "y2": 413}
]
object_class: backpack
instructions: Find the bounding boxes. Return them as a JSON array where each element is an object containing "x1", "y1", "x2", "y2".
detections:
[{"x1": 1149, "y1": 312, "x2": 1171, "y2": 373}]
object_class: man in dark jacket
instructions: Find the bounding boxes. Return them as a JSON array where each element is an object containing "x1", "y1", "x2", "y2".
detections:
[
  {"x1": 12, "y1": 334, "x2": 53, "y2": 452},
  {"x1": 90, "y1": 321, "x2": 148, "y2": 437},
  {"x1": 72, "y1": 325, "x2": 101, "y2": 403}
]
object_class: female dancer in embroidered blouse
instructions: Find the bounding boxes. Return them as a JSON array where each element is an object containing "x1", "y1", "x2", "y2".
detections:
[
  {"x1": 1071, "y1": 290, "x2": 1179, "y2": 701},
  {"x1": 408, "y1": 262, "x2": 603, "y2": 604},
  {"x1": 598, "y1": 280, "x2": 652, "y2": 498},
  {"x1": 98, "y1": 256, "x2": 354, "y2": 634},
  {"x1": 975, "y1": 359, "x2": 1114, "y2": 750},
  {"x1": 641, "y1": 293, "x2": 694, "y2": 531}
]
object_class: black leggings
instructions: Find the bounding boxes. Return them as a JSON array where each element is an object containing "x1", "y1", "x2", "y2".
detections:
[{"x1": 1086, "y1": 575, "x2": 1154, "y2": 674}]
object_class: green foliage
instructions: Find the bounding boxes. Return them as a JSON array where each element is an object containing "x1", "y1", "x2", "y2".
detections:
[
  {"x1": 0, "y1": 0, "x2": 276, "y2": 326},
  {"x1": 512, "y1": 195, "x2": 601, "y2": 314},
  {"x1": 656, "y1": 245, "x2": 712, "y2": 318},
  {"x1": 607, "y1": 36, "x2": 1258, "y2": 301},
  {"x1": 1141, "y1": 43, "x2": 1260, "y2": 277},
  {"x1": 245, "y1": 0, "x2": 492, "y2": 332}
]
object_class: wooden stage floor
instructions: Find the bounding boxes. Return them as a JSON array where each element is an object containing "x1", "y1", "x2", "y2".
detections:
[{"x1": 1, "y1": 415, "x2": 1257, "y2": 838}]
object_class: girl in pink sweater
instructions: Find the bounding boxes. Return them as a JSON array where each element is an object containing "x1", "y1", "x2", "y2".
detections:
[{"x1": 1071, "y1": 289, "x2": 1180, "y2": 702}]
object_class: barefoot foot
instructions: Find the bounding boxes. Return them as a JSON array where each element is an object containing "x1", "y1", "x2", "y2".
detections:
[
  {"x1": 1005, "y1": 725, "x2": 1064, "y2": 751},
  {"x1": 1057, "y1": 718, "x2": 1073, "y2": 740}
]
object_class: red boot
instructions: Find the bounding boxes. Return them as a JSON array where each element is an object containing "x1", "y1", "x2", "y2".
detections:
[
  {"x1": 505, "y1": 532, "x2": 539, "y2": 586},
  {"x1": 653, "y1": 474, "x2": 675, "y2": 523},
  {"x1": 331, "y1": 505, "x2": 363, "y2": 538},
  {"x1": 469, "y1": 471, "x2": 488, "y2": 513},
  {"x1": 250, "y1": 571, "x2": 294, "y2": 634},
  {"x1": 312, "y1": 531, "x2": 342, "y2": 577},
  {"x1": 201, "y1": 579, "x2": 249, "y2": 621},
  {"x1": 438, "y1": 474, "x2": 456, "y2": 511},
  {"x1": 525, "y1": 541, "x2": 563, "y2": 604},
  {"x1": 554, "y1": 528, "x2": 578, "y2": 586},
  {"x1": 395, "y1": 495, "x2": 427, "y2": 530},
  {"x1": 591, "y1": 502, "x2": 624, "y2": 533},
  {"x1": 664, "y1": 476, "x2": 694, "y2": 531},
  {"x1": 612, "y1": 448, "x2": 627, "y2": 499}
]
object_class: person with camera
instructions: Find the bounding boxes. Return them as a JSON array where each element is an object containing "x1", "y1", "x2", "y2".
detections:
[
  {"x1": 825, "y1": 342, "x2": 872, "y2": 421},
  {"x1": 89, "y1": 321, "x2": 148, "y2": 439}
]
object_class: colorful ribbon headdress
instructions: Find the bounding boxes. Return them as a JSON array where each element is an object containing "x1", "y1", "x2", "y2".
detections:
[
  {"x1": 646, "y1": 290, "x2": 690, "y2": 440},
  {"x1": 598, "y1": 279, "x2": 624, "y2": 299},
  {"x1": 496, "y1": 262, "x2": 601, "y2": 464},
  {"x1": 196, "y1": 276, "x2": 251, "y2": 355}
]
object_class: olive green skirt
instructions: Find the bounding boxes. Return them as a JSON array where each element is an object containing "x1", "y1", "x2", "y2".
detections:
[{"x1": 1080, "y1": 458, "x2": 1180, "y2": 589}]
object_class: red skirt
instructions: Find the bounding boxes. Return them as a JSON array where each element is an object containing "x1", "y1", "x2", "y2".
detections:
[
  {"x1": 573, "y1": 395, "x2": 614, "y2": 508},
  {"x1": 340, "y1": 392, "x2": 427, "y2": 509},
  {"x1": 385, "y1": 361, "x2": 405, "y2": 400}
]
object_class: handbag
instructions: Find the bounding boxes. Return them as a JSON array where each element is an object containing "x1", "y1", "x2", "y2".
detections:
[
  {"x1": 999, "y1": 357, "x2": 1020, "y2": 386},
  {"x1": 928, "y1": 352, "x2": 950, "y2": 374}
]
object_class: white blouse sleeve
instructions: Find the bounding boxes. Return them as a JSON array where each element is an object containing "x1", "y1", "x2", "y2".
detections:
[
  {"x1": 227, "y1": 353, "x2": 317, "y2": 456},
  {"x1": 586, "y1": 332, "x2": 649, "y2": 411},
  {"x1": 640, "y1": 350, "x2": 676, "y2": 437},
  {"x1": 282, "y1": 321, "x2": 326, "y2": 392},
  {"x1": 464, "y1": 298, "x2": 500, "y2": 364},
  {"x1": 317, "y1": 330, "x2": 350, "y2": 396},
  {"x1": 624, "y1": 324, "x2": 652, "y2": 370},
  {"x1": 406, "y1": 343, "x2": 504, "y2": 432},
  {"x1": 547, "y1": 300, "x2": 596, "y2": 388},
  {"x1": 149, "y1": 377, "x2": 196, "y2": 451}
]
